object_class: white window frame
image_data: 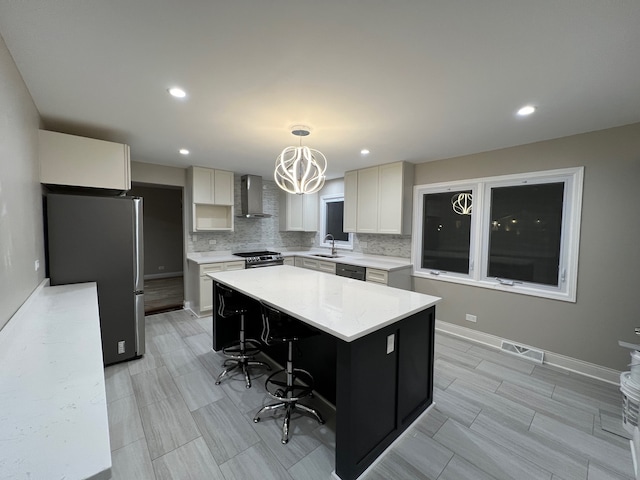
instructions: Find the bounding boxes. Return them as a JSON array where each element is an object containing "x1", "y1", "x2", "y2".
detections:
[
  {"x1": 319, "y1": 194, "x2": 353, "y2": 250},
  {"x1": 412, "y1": 181, "x2": 480, "y2": 281},
  {"x1": 412, "y1": 167, "x2": 584, "y2": 302}
]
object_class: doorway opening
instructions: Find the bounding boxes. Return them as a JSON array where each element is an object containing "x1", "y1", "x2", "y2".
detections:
[{"x1": 130, "y1": 183, "x2": 184, "y2": 314}]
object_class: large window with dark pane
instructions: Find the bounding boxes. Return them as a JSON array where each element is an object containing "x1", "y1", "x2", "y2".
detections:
[
  {"x1": 412, "y1": 167, "x2": 583, "y2": 302},
  {"x1": 422, "y1": 190, "x2": 472, "y2": 274},
  {"x1": 487, "y1": 183, "x2": 564, "y2": 286}
]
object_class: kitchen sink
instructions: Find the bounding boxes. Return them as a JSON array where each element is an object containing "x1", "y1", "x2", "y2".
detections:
[{"x1": 311, "y1": 253, "x2": 342, "y2": 258}]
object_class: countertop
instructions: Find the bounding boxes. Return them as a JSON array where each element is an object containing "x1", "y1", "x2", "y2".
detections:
[
  {"x1": 208, "y1": 265, "x2": 440, "y2": 342},
  {"x1": 0, "y1": 281, "x2": 111, "y2": 480},
  {"x1": 187, "y1": 251, "x2": 243, "y2": 264},
  {"x1": 188, "y1": 250, "x2": 412, "y2": 272}
]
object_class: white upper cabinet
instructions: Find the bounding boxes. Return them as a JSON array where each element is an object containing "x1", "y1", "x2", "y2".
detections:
[
  {"x1": 188, "y1": 166, "x2": 235, "y2": 232},
  {"x1": 39, "y1": 130, "x2": 131, "y2": 190},
  {"x1": 213, "y1": 170, "x2": 234, "y2": 205},
  {"x1": 279, "y1": 191, "x2": 318, "y2": 232},
  {"x1": 355, "y1": 166, "x2": 379, "y2": 233},
  {"x1": 344, "y1": 161, "x2": 414, "y2": 235},
  {"x1": 190, "y1": 166, "x2": 233, "y2": 206},
  {"x1": 343, "y1": 170, "x2": 358, "y2": 232}
]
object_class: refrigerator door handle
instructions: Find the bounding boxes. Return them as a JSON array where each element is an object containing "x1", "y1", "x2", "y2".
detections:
[
  {"x1": 133, "y1": 197, "x2": 144, "y2": 293},
  {"x1": 135, "y1": 293, "x2": 145, "y2": 355}
]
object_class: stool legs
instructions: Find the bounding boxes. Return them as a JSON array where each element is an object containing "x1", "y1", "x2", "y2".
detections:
[
  {"x1": 216, "y1": 313, "x2": 270, "y2": 388},
  {"x1": 253, "y1": 340, "x2": 324, "y2": 444}
]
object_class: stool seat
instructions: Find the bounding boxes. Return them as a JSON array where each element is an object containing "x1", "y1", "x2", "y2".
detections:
[
  {"x1": 214, "y1": 283, "x2": 270, "y2": 388},
  {"x1": 253, "y1": 303, "x2": 324, "y2": 444}
]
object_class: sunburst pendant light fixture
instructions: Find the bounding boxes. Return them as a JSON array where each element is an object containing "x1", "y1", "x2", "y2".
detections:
[{"x1": 274, "y1": 126, "x2": 327, "y2": 195}]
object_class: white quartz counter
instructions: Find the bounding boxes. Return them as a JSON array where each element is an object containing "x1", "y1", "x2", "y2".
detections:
[
  {"x1": 188, "y1": 250, "x2": 412, "y2": 272},
  {"x1": 208, "y1": 265, "x2": 440, "y2": 342},
  {"x1": 285, "y1": 251, "x2": 412, "y2": 272},
  {"x1": 187, "y1": 251, "x2": 243, "y2": 264},
  {"x1": 0, "y1": 281, "x2": 111, "y2": 480}
]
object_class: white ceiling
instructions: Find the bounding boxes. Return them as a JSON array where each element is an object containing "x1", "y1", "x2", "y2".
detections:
[{"x1": 1, "y1": 1, "x2": 639, "y2": 180}]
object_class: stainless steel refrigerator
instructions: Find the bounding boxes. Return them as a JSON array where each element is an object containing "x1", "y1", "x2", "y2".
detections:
[{"x1": 46, "y1": 193, "x2": 145, "y2": 365}]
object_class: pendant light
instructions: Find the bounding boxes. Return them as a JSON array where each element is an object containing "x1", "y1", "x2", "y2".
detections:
[
  {"x1": 452, "y1": 192, "x2": 472, "y2": 215},
  {"x1": 274, "y1": 126, "x2": 327, "y2": 195}
]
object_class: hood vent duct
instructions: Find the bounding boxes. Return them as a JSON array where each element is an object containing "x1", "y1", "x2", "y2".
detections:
[{"x1": 238, "y1": 174, "x2": 272, "y2": 218}]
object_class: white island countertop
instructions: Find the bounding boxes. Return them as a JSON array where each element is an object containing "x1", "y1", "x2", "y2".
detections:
[
  {"x1": 208, "y1": 265, "x2": 440, "y2": 342},
  {"x1": 0, "y1": 281, "x2": 111, "y2": 480}
]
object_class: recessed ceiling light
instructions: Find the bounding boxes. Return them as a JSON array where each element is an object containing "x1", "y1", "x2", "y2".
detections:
[
  {"x1": 179, "y1": 148, "x2": 190, "y2": 155},
  {"x1": 517, "y1": 105, "x2": 536, "y2": 116},
  {"x1": 168, "y1": 87, "x2": 187, "y2": 98},
  {"x1": 360, "y1": 149, "x2": 370, "y2": 155}
]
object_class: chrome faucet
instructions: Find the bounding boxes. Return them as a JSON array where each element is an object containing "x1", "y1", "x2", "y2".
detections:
[{"x1": 324, "y1": 234, "x2": 336, "y2": 256}]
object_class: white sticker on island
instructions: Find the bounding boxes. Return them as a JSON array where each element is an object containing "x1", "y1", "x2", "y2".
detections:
[{"x1": 386, "y1": 334, "x2": 395, "y2": 354}]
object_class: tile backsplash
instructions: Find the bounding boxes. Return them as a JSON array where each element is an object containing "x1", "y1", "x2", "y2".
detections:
[{"x1": 187, "y1": 176, "x2": 411, "y2": 258}]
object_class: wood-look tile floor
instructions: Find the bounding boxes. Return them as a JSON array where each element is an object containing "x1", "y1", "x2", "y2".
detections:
[
  {"x1": 105, "y1": 309, "x2": 633, "y2": 480},
  {"x1": 144, "y1": 276, "x2": 184, "y2": 314}
]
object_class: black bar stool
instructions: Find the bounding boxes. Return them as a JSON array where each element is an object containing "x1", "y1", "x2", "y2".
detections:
[
  {"x1": 214, "y1": 283, "x2": 270, "y2": 388},
  {"x1": 253, "y1": 303, "x2": 324, "y2": 444}
]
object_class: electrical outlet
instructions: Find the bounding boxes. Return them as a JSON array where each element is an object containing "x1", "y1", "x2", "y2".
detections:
[
  {"x1": 386, "y1": 334, "x2": 395, "y2": 354},
  {"x1": 117, "y1": 341, "x2": 125, "y2": 354},
  {"x1": 465, "y1": 314, "x2": 477, "y2": 323},
  {"x1": 158, "y1": 265, "x2": 165, "y2": 270},
  {"x1": 209, "y1": 239, "x2": 216, "y2": 245},
  {"x1": 34, "y1": 259, "x2": 40, "y2": 271}
]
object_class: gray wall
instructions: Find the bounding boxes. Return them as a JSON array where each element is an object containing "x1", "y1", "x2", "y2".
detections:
[
  {"x1": 129, "y1": 185, "x2": 184, "y2": 277},
  {"x1": 413, "y1": 123, "x2": 640, "y2": 371},
  {"x1": 131, "y1": 161, "x2": 185, "y2": 187},
  {"x1": 0, "y1": 33, "x2": 44, "y2": 331}
]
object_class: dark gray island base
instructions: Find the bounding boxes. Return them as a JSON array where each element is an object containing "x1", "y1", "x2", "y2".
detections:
[{"x1": 209, "y1": 266, "x2": 439, "y2": 480}]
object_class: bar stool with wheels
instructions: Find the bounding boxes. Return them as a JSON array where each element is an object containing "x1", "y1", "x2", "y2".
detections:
[
  {"x1": 214, "y1": 283, "x2": 270, "y2": 388},
  {"x1": 253, "y1": 302, "x2": 324, "y2": 444}
]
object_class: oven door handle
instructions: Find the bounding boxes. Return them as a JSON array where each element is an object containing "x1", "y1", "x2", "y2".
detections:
[{"x1": 246, "y1": 260, "x2": 284, "y2": 268}]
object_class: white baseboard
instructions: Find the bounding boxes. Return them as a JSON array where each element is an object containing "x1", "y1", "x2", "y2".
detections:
[
  {"x1": 144, "y1": 271, "x2": 183, "y2": 280},
  {"x1": 435, "y1": 320, "x2": 621, "y2": 386}
]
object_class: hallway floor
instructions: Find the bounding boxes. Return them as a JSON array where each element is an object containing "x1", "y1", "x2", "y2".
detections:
[{"x1": 144, "y1": 276, "x2": 183, "y2": 314}]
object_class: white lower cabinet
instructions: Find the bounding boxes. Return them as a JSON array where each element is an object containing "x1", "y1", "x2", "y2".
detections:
[
  {"x1": 366, "y1": 266, "x2": 412, "y2": 290},
  {"x1": 318, "y1": 261, "x2": 337, "y2": 274},
  {"x1": 293, "y1": 256, "x2": 411, "y2": 289},
  {"x1": 294, "y1": 257, "x2": 336, "y2": 274},
  {"x1": 188, "y1": 260, "x2": 245, "y2": 316},
  {"x1": 365, "y1": 268, "x2": 388, "y2": 285}
]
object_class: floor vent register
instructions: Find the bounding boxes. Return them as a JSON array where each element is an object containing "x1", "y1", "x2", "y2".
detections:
[{"x1": 500, "y1": 340, "x2": 544, "y2": 364}]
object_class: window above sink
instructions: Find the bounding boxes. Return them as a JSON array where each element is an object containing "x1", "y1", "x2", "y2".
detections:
[{"x1": 320, "y1": 194, "x2": 353, "y2": 251}]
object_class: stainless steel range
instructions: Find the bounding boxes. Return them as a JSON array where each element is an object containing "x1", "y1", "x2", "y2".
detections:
[{"x1": 233, "y1": 250, "x2": 284, "y2": 268}]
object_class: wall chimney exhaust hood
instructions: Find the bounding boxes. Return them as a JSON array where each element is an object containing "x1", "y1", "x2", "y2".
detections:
[{"x1": 238, "y1": 174, "x2": 272, "y2": 218}]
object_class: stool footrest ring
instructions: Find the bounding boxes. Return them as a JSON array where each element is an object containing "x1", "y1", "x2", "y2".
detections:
[{"x1": 264, "y1": 368, "x2": 314, "y2": 402}]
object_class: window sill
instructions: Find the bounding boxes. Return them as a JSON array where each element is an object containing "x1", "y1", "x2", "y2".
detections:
[{"x1": 412, "y1": 270, "x2": 576, "y2": 303}]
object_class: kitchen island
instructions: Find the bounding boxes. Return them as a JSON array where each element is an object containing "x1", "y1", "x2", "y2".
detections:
[{"x1": 208, "y1": 265, "x2": 440, "y2": 480}]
